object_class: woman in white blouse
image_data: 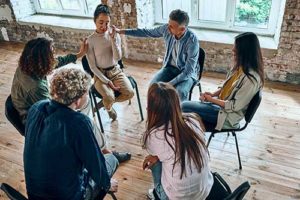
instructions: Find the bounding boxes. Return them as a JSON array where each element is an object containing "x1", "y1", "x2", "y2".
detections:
[{"x1": 142, "y1": 82, "x2": 214, "y2": 200}]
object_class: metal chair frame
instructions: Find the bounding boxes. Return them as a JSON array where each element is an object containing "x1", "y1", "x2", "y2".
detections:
[{"x1": 206, "y1": 90, "x2": 262, "y2": 169}]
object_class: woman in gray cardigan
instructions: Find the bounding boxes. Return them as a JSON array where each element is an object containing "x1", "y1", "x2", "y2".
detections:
[{"x1": 182, "y1": 32, "x2": 264, "y2": 130}]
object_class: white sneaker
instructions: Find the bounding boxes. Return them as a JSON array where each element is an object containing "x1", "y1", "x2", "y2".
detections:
[
  {"x1": 147, "y1": 189, "x2": 155, "y2": 200},
  {"x1": 109, "y1": 178, "x2": 118, "y2": 192}
]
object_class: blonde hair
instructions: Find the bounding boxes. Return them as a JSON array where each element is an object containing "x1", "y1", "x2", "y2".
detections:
[{"x1": 50, "y1": 68, "x2": 91, "y2": 105}]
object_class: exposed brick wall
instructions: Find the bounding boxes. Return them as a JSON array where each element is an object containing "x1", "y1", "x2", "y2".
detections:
[
  {"x1": 123, "y1": 0, "x2": 300, "y2": 84},
  {"x1": 102, "y1": 0, "x2": 137, "y2": 28},
  {"x1": 264, "y1": 0, "x2": 300, "y2": 84},
  {"x1": 0, "y1": 0, "x2": 299, "y2": 84},
  {"x1": 0, "y1": 0, "x2": 93, "y2": 51}
]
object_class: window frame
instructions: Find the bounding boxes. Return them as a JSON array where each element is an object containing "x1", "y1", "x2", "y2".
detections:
[
  {"x1": 33, "y1": 0, "x2": 92, "y2": 18},
  {"x1": 154, "y1": 0, "x2": 282, "y2": 36}
]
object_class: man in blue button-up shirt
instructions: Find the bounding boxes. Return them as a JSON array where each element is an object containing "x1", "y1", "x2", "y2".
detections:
[
  {"x1": 24, "y1": 68, "x2": 118, "y2": 200},
  {"x1": 116, "y1": 9, "x2": 199, "y2": 101}
]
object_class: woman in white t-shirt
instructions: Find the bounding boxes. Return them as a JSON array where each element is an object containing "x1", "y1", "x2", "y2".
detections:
[{"x1": 142, "y1": 82, "x2": 214, "y2": 200}]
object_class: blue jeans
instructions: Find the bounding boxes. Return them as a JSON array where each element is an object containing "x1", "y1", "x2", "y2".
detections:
[
  {"x1": 151, "y1": 65, "x2": 195, "y2": 101},
  {"x1": 181, "y1": 101, "x2": 221, "y2": 125},
  {"x1": 84, "y1": 154, "x2": 119, "y2": 200},
  {"x1": 104, "y1": 153, "x2": 119, "y2": 177},
  {"x1": 150, "y1": 161, "x2": 168, "y2": 200}
]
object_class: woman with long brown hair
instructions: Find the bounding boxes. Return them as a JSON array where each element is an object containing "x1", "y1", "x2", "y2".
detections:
[
  {"x1": 182, "y1": 32, "x2": 264, "y2": 130},
  {"x1": 142, "y1": 82, "x2": 213, "y2": 200}
]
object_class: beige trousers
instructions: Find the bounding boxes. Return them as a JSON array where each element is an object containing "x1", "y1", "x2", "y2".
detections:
[{"x1": 94, "y1": 65, "x2": 134, "y2": 110}]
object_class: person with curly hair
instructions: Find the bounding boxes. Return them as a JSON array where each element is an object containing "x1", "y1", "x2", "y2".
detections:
[
  {"x1": 11, "y1": 37, "x2": 87, "y2": 124},
  {"x1": 24, "y1": 68, "x2": 118, "y2": 200},
  {"x1": 11, "y1": 37, "x2": 131, "y2": 163}
]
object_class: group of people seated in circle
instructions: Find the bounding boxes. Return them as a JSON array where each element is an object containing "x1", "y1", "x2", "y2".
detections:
[{"x1": 9, "y1": 3, "x2": 264, "y2": 200}]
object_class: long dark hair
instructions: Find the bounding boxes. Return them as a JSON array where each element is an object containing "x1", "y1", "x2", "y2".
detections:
[
  {"x1": 143, "y1": 82, "x2": 208, "y2": 179},
  {"x1": 234, "y1": 32, "x2": 264, "y2": 85},
  {"x1": 19, "y1": 38, "x2": 54, "y2": 78}
]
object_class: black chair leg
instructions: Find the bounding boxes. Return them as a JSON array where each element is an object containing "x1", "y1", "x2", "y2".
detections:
[
  {"x1": 91, "y1": 92, "x2": 104, "y2": 133},
  {"x1": 135, "y1": 85, "x2": 144, "y2": 121},
  {"x1": 130, "y1": 77, "x2": 144, "y2": 121},
  {"x1": 198, "y1": 82, "x2": 202, "y2": 93},
  {"x1": 89, "y1": 92, "x2": 96, "y2": 118},
  {"x1": 108, "y1": 191, "x2": 118, "y2": 200},
  {"x1": 233, "y1": 132, "x2": 242, "y2": 170},
  {"x1": 188, "y1": 88, "x2": 193, "y2": 101},
  {"x1": 207, "y1": 133, "x2": 214, "y2": 147}
]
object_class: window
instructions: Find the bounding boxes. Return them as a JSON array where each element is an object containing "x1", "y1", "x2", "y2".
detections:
[
  {"x1": 33, "y1": 0, "x2": 99, "y2": 17},
  {"x1": 155, "y1": 0, "x2": 282, "y2": 36}
]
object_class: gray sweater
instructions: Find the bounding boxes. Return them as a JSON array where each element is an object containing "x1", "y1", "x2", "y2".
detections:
[{"x1": 86, "y1": 31, "x2": 122, "y2": 84}]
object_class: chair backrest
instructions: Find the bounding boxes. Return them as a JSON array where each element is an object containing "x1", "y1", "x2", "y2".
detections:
[
  {"x1": 118, "y1": 60, "x2": 125, "y2": 70},
  {"x1": 244, "y1": 90, "x2": 262, "y2": 123},
  {"x1": 5, "y1": 95, "x2": 25, "y2": 136},
  {"x1": 224, "y1": 181, "x2": 251, "y2": 200},
  {"x1": 207, "y1": 172, "x2": 232, "y2": 199},
  {"x1": 0, "y1": 183, "x2": 28, "y2": 200},
  {"x1": 198, "y1": 47, "x2": 206, "y2": 80}
]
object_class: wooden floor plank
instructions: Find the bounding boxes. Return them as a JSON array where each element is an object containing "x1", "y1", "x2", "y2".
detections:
[{"x1": 0, "y1": 41, "x2": 300, "y2": 200}]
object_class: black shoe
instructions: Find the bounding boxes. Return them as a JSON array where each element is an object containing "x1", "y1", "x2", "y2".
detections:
[{"x1": 112, "y1": 151, "x2": 131, "y2": 163}]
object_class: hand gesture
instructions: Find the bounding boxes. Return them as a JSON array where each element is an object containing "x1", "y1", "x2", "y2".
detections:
[
  {"x1": 113, "y1": 26, "x2": 125, "y2": 34},
  {"x1": 142, "y1": 155, "x2": 159, "y2": 170},
  {"x1": 77, "y1": 38, "x2": 88, "y2": 58},
  {"x1": 109, "y1": 25, "x2": 117, "y2": 38},
  {"x1": 204, "y1": 93, "x2": 213, "y2": 102},
  {"x1": 199, "y1": 93, "x2": 206, "y2": 101},
  {"x1": 108, "y1": 81, "x2": 121, "y2": 91},
  {"x1": 199, "y1": 92, "x2": 213, "y2": 101}
]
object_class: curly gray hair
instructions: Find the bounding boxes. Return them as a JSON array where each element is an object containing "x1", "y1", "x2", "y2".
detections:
[{"x1": 50, "y1": 67, "x2": 91, "y2": 105}]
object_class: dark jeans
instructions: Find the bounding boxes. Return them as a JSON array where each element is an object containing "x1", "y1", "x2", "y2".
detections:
[
  {"x1": 181, "y1": 101, "x2": 221, "y2": 126},
  {"x1": 151, "y1": 65, "x2": 195, "y2": 101}
]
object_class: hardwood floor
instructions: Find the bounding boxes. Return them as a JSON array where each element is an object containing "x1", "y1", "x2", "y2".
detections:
[{"x1": 0, "y1": 41, "x2": 299, "y2": 200}]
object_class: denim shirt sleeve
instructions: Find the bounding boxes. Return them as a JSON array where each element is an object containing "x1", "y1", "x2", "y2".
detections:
[
  {"x1": 56, "y1": 54, "x2": 77, "y2": 68},
  {"x1": 125, "y1": 24, "x2": 168, "y2": 38},
  {"x1": 169, "y1": 38, "x2": 199, "y2": 85},
  {"x1": 74, "y1": 117, "x2": 111, "y2": 191}
]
